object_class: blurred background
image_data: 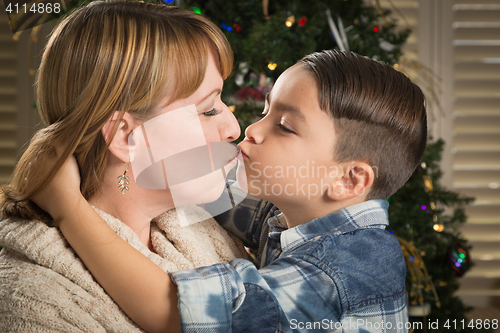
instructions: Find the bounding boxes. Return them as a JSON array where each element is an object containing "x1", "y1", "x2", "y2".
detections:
[{"x1": 1, "y1": 0, "x2": 499, "y2": 331}]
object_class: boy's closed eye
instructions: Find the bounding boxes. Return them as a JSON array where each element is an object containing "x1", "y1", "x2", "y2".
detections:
[
  {"x1": 257, "y1": 108, "x2": 296, "y2": 134},
  {"x1": 277, "y1": 119, "x2": 296, "y2": 134}
]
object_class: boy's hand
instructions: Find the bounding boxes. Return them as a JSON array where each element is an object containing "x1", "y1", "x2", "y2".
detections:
[{"x1": 31, "y1": 155, "x2": 83, "y2": 224}]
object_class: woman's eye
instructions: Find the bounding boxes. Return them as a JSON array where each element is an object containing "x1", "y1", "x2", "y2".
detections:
[
  {"x1": 277, "y1": 123, "x2": 295, "y2": 134},
  {"x1": 203, "y1": 108, "x2": 221, "y2": 117}
]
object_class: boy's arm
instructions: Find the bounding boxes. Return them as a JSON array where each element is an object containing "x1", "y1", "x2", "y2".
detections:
[
  {"x1": 57, "y1": 196, "x2": 181, "y2": 333},
  {"x1": 32, "y1": 157, "x2": 180, "y2": 333},
  {"x1": 209, "y1": 181, "x2": 277, "y2": 255}
]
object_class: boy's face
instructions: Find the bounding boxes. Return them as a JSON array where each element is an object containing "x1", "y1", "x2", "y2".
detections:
[{"x1": 238, "y1": 65, "x2": 339, "y2": 206}]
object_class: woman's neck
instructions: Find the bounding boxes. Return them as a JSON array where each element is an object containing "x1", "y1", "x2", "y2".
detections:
[
  {"x1": 89, "y1": 192, "x2": 155, "y2": 251},
  {"x1": 90, "y1": 163, "x2": 176, "y2": 251}
]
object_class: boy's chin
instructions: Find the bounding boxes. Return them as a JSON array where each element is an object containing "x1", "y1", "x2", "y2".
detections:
[
  {"x1": 235, "y1": 163, "x2": 248, "y2": 193},
  {"x1": 244, "y1": 180, "x2": 288, "y2": 202}
]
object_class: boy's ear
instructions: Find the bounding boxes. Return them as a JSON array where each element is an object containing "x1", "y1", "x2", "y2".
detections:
[
  {"x1": 327, "y1": 162, "x2": 374, "y2": 201},
  {"x1": 102, "y1": 111, "x2": 140, "y2": 163}
]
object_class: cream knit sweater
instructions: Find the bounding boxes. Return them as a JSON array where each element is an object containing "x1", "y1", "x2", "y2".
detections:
[{"x1": 0, "y1": 206, "x2": 249, "y2": 332}]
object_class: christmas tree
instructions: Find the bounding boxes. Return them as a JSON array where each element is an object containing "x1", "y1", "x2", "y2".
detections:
[{"x1": 388, "y1": 139, "x2": 482, "y2": 333}]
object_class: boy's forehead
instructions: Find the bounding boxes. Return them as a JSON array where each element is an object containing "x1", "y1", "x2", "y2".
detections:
[
  {"x1": 270, "y1": 65, "x2": 314, "y2": 100},
  {"x1": 267, "y1": 66, "x2": 331, "y2": 126}
]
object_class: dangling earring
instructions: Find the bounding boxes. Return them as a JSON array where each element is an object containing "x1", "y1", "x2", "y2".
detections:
[{"x1": 118, "y1": 161, "x2": 130, "y2": 194}]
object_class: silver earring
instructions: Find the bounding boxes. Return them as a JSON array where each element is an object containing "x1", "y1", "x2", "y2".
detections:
[{"x1": 118, "y1": 162, "x2": 130, "y2": 194}]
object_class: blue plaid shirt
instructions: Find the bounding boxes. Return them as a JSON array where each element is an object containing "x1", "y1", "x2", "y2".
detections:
[{"x1": 169, "y1": 198, "x2": 408, "y2": 332}]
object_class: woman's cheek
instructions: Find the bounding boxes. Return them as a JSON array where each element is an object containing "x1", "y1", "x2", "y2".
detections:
[{"x1": 200, "y1": 120, "x2": 221, "y2": 143}]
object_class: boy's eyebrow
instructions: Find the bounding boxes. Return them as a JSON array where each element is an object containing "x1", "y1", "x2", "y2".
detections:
[{"x1": 266, "y1": 93, "x2": 307, "y2": 123}]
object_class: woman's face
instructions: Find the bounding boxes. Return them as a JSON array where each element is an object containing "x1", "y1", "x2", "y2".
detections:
[{"x1": 128, "y1": 50, "x2": 242, "y2": 217}]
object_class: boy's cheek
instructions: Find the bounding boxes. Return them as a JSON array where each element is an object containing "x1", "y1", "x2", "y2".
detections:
[
  {"x1": 245, "y1": 176, "x2": 332, "y2": 202},
  {"x1": 248, "y1": 179, "x2": 263, "y2": 197},
  {"x1": 241, "y1": 159, "x2": 337, "y2": 200}
]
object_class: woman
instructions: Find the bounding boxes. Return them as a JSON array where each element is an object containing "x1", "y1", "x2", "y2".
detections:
[{"x1": 0, "y1": 1, "x2": 251, "y2": 331}]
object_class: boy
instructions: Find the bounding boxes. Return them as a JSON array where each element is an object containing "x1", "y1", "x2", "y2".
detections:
[{"x1": 35, "y1": 50, "x2": 426, "y2": 332}]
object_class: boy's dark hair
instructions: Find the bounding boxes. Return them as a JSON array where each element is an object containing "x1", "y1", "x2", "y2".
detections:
[{"x1": 299, "y1": 50, "x2": 427, "y2": 200}]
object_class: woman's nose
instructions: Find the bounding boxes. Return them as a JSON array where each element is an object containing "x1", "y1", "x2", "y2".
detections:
[{"x1": 218, "y1": 104, "x2": 241, "y2": 142}]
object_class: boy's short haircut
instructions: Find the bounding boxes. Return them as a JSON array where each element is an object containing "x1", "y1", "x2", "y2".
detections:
[{"x1": 299, "y1": 50, "x2": 427, "y2": 200}]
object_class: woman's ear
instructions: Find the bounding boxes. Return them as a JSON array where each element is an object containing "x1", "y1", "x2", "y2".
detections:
[
  {"x1": 326, "y1": 162, "x2": 375, "y2": 201},
  {"x1": 102, "y1": 111, "x2": 140, "y2": 163}
]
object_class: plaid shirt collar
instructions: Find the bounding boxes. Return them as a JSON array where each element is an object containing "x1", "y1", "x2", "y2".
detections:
[{"x1": 268, "y1": 199, "x2": 390, "y2": 255}]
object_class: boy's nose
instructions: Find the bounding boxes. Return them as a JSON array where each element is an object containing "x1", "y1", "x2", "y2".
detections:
[{"x1": 244, "y1": 121, "x2": 264, "y2": 144}]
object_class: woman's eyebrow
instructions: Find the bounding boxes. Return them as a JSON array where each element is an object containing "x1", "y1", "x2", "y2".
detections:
[
  {"x1": 200, "y1": 89, "x2": 222, "y2": 103},
  {"x1": 266, "y1": 93, "x2": 307, "y2": 123}
]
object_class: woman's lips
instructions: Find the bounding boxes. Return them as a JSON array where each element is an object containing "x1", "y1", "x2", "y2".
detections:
[
  {"x1": 238, "y1": 146, "x2": 249, "y2": 159},
  {"x1": 222, "y1": 145, "x2": 240, "y2": 165}
]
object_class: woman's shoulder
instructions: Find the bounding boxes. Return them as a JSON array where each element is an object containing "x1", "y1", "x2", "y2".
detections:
[
  {"x1": 0, "y1": 217, "x2": 70, "y2": 267},
  {"x1": 0, "y1": 246, "x2": 145, "y2": 332},
  {"x1": 0, "y1": 246, "x2": 78, "y2": 303},
  {"x1": 0, "y1": 246, "x2": 104, "y2": 332}
]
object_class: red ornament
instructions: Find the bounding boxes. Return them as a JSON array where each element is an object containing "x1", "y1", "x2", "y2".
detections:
[
  {"x1": 373, "y1": 25, "x2": 382, "y2": 32},
  {"x1": 235, "y1": 86, "x2": 265, "y2": 101},
  {"x1": 298, "y1": 16, "x2": 307, "y2": 27},
  {"x1": 233, "y1": 23, "x2": 242, "y2": 33}
]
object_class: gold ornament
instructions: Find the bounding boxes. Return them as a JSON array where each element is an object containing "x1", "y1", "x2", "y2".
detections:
[
  {"x1": 423, "y1": 175, "x2": 433, "y2": 191},
  {"x1": 397, "y1": 236, "x2": 440, "y2": 310},
  {"x1": 433, "y1": 224, "x2": 444, "y2": 232},
  {"x1": 267, "y1": 62, "x2": 277, "y2": 71}
]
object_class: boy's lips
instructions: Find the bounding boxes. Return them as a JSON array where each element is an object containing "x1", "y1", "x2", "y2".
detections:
[{"x1": 238, "y1": 146, "x2": 249, "y2": 159}]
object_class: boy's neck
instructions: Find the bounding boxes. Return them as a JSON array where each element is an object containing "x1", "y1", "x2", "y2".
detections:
[{"x1": 277, "y1": 196, "x2": 368, "y2": 229}]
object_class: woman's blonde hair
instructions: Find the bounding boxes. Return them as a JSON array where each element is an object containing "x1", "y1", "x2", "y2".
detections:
[{"x1": 0, "y1": 0, "x2": 233, "y2": 222}]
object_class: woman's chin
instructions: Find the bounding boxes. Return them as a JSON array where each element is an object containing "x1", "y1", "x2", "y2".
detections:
[{"x1": 169, "y1": 169, "x2": 227, "y2": 207}]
